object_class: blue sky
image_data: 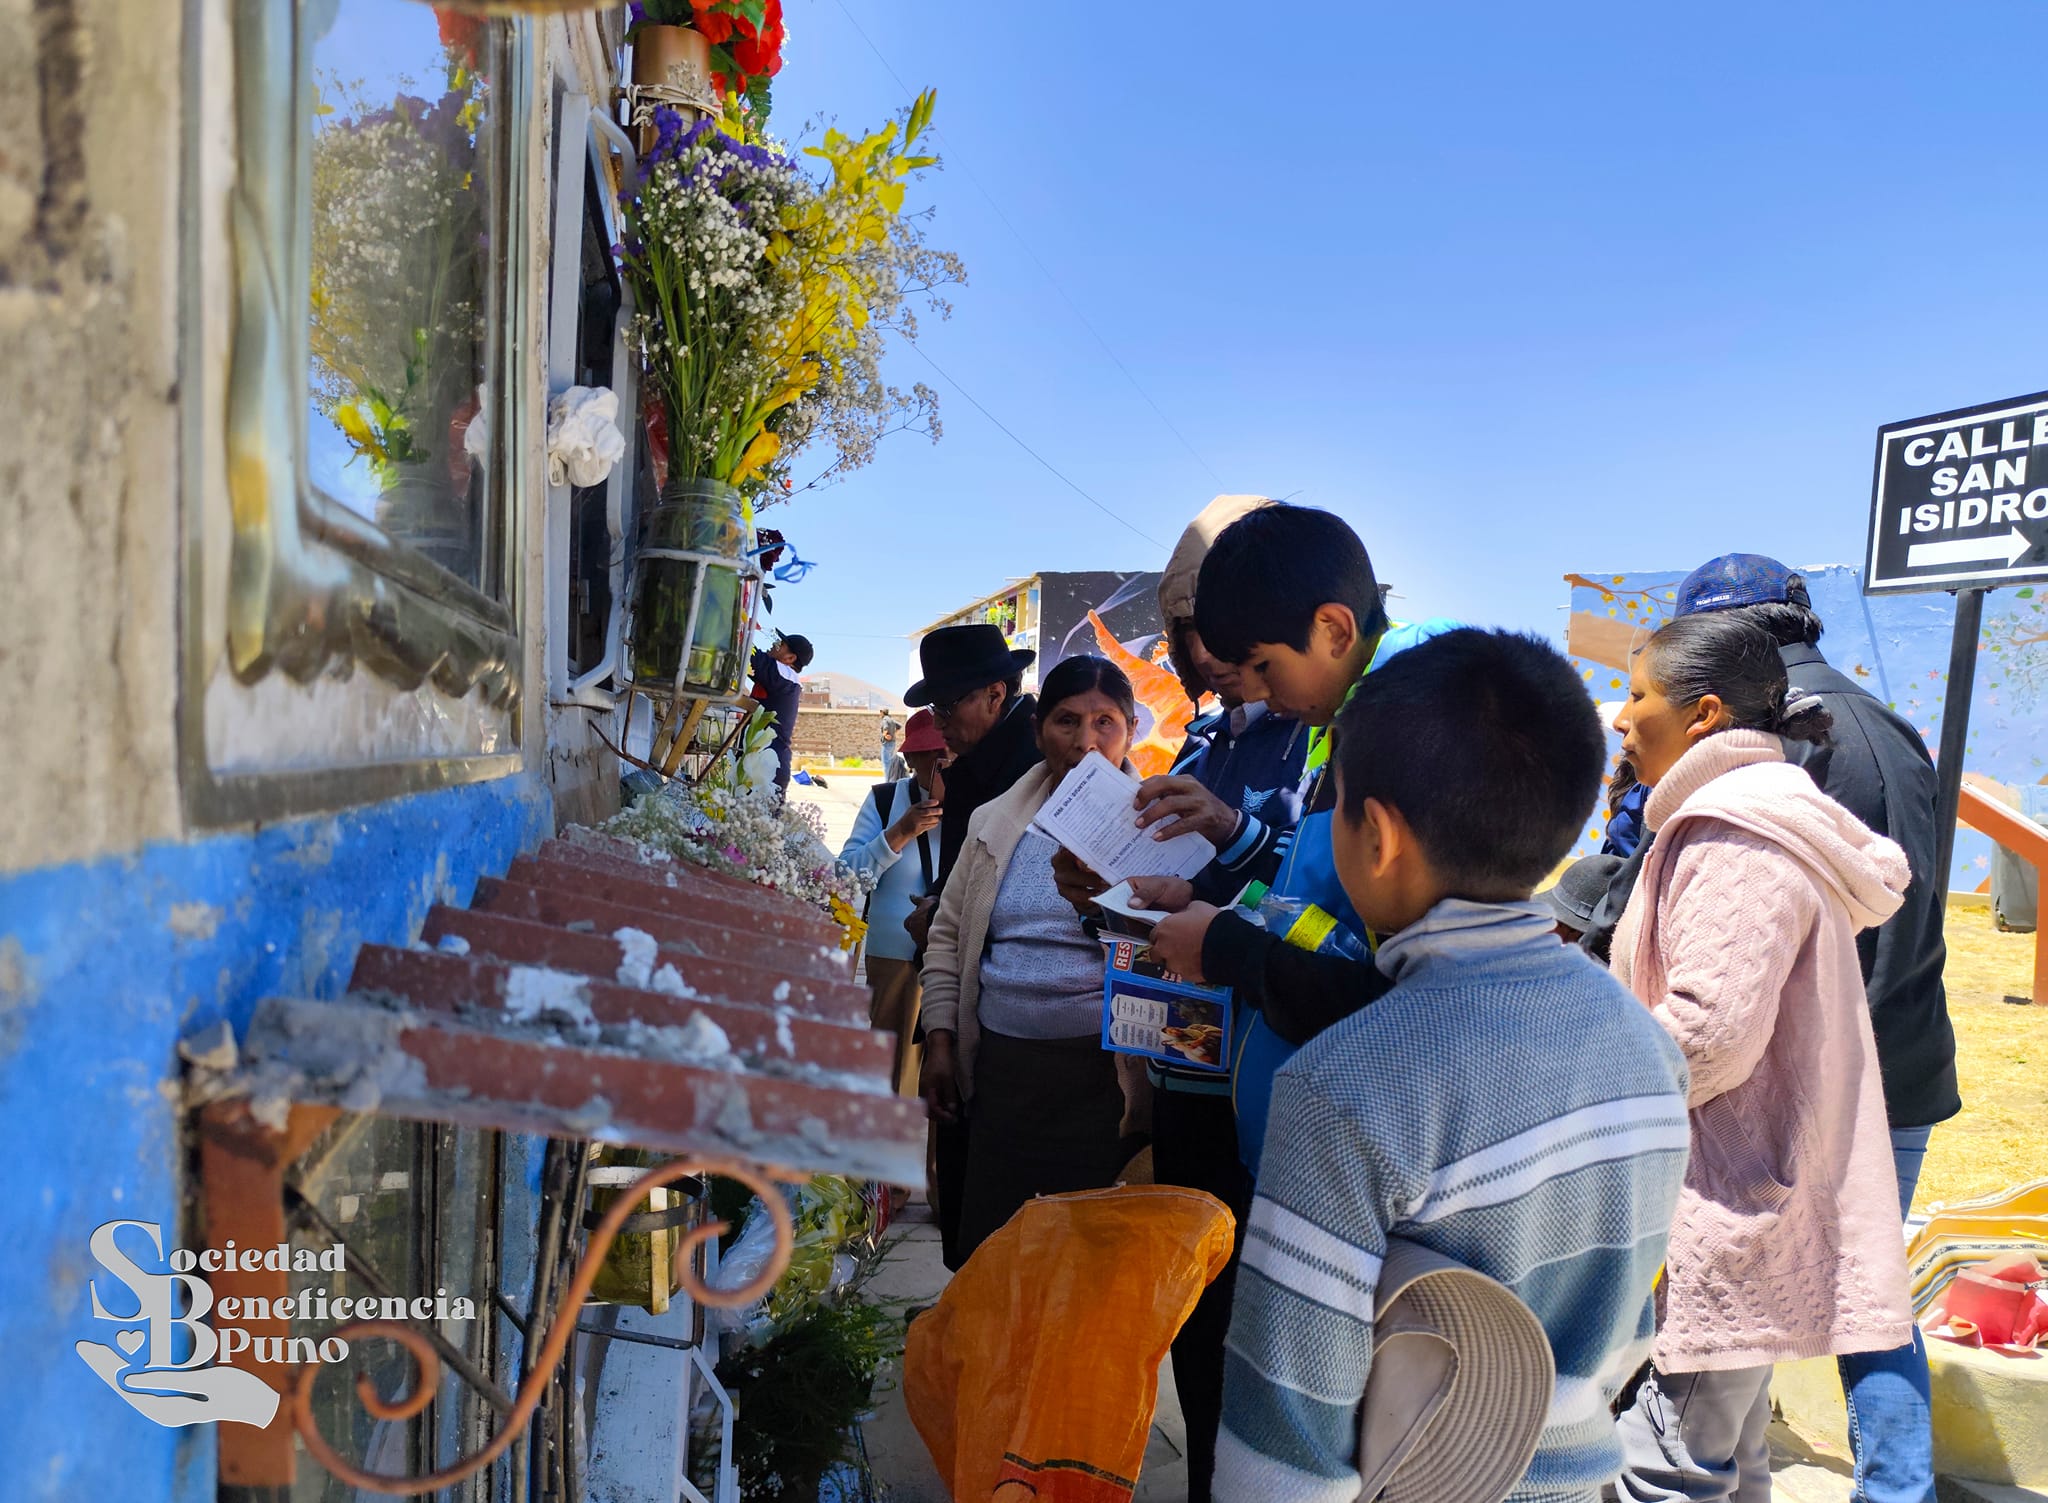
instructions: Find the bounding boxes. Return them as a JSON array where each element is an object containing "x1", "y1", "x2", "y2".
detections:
[{"x1": 763, "y1": 1, "x2": 2048, "y2": 697}]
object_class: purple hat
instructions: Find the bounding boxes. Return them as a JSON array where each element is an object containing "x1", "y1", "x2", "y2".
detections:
[{"x1": 1673, "y1": 554, "x2": 1807, "y2": 617}]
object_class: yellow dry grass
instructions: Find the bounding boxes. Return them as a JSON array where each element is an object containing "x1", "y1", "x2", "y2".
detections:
[{"x1": 1912, "y1": 909, "x2": 2046, "y2": 1213}]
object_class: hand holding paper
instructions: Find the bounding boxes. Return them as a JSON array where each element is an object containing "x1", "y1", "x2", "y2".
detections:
[{"x1": 1031, "y1": 752, "x2": 1216, "y2": 885}]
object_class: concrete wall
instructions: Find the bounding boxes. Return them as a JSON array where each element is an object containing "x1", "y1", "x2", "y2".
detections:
[
  {"x1": 0, "y1": 6, "x2": 604, "y2": 1498},
  {"x1": 0, "y1": 0, "x2": 184, "y2": 873},
  {"x1": 792, "y1": 705, "x2": 895, "y2": 763}
]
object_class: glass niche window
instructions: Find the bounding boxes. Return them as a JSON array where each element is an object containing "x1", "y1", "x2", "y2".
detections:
[
  {"x1": 186, "y1": 0, "x2": 531, "y2": 822},
  {"x1": 307, "y1": 1, "x2": 505, "y2": 589}
]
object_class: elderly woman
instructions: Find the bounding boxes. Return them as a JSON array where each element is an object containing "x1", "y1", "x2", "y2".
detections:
[
  {"x1": 918, "y1": 655, "x2": 1144, "y2": 1269},
  {"x1": 1610, "y1": 612, "x2": 1916, "y2": 1502}
]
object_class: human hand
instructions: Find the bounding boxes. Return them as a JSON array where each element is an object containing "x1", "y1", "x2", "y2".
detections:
[
  {"x1": 919, "y1": 1031, "x2": 961, "y2": 1122},
  {"x1": 1050, "y1": 847, "x2": 1110, "y2": 916},
  {"x1": 1147, "y1": 902, "x2": 1221, "y2": 983},
  {"x1": 902, "y1": 895, "x2": 940, "y2": 950},
  {"x1": 1125, "y1": 876, "x2": 1195, "y2": 913},
  {"x1": 1133, "y1": 775, "x2": 1239, "y2": 845},
  {"x1": 886, "y1": 798, "x2": 943, "y2": 851}
]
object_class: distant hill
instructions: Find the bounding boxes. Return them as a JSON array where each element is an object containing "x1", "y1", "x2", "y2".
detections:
[{"x1": 800, "y1": 670, "x2": 903, "y2": 711}]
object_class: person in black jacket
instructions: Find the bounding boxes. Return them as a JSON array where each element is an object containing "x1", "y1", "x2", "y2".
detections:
[
  {"x1": 901, "y1": 622, "x2": 1043, "y2": 1266},
  {"x1": 1600, "y1": 553, "x2": 1956, "y2": 1503},
  {"x1": 748, "y1": 631, "x2": 812, "y2": 791},
  {"x1": 904, "y1": 624, "x2": 1044, "y2": 895}
]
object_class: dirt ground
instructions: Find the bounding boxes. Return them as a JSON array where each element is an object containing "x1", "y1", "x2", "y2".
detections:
[{"x1": 1914, "y1": 907, "x2": 2046, "y2": 1211}]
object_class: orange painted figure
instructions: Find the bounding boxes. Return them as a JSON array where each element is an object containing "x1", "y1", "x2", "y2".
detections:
[{"x1": 1083, "y1": 610, "x2": 1199, "y2": 777}]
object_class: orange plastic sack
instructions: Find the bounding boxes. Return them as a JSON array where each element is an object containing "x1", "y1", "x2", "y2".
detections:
[{"x1": 905, "y1": 1185, "x2": 1235, "y2": 1502}]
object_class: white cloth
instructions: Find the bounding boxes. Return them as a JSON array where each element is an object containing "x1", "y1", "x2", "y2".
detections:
[{"x1": 545, "y1": 385, "x2": 627, "y2": 488}]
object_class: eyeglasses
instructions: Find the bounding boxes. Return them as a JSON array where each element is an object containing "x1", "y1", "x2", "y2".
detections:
[{"x1": 927, "y1": 686, "x2": 987, "y2": 722}]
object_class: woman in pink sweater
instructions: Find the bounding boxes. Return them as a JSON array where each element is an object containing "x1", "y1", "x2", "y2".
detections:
[{"x1": 1610, "y1": 613, "x2": 1917, "y2": 1502}]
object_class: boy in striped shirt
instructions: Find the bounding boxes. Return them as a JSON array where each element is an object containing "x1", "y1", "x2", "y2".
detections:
[{"x1": 1216, "y1": 629, "x2": 1690, "y2": 1503}]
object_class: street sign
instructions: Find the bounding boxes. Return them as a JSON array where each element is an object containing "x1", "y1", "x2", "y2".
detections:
[{"x1": 1865, "y1": 391, "x2": 2048, "y2": 595}]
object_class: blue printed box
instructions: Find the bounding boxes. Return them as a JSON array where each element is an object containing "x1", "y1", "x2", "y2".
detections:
[{"x1": 1099, "y1": 936, "x2": 1233, "y2": 1075}]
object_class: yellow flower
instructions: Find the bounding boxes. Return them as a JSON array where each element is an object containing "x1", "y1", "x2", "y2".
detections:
[
  {"x1": 732, "y1": 428, "x2": 782, "y2": 485},
  {"x1": 829, "y1": 894, "x2": 867, "y2": 950}
]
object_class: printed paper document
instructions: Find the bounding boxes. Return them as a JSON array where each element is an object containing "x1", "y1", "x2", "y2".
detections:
[{"x1": 1030, "y1": 751, "x2": 1216, "y2": 884}]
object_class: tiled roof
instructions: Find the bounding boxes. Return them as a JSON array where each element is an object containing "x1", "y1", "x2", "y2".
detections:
[{"x1": 227, "y1": 829, "x2": 923, "y2": 1185}]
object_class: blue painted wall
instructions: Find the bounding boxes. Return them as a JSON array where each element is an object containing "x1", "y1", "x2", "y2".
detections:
[{"x1": 0, "y1": 774, "x2": 552, "y2": 1503}]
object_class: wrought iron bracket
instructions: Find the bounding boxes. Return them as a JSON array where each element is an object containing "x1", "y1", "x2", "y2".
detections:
[{"x1": 197, "y1": 1099, "x2": 803, "y2": 1497}]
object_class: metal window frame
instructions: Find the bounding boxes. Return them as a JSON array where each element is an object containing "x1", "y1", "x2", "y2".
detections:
[
  {"x1": 545, "y1": 94, "x2": 640, "y2": 713},
  {"x1": 176, "y1": 0, "x2": 537, "y2": 827}
]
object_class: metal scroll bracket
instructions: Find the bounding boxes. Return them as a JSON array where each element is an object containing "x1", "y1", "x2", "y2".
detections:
[{"x1": 197, "y1": 1098, "x2": 802, "y2": 1498}]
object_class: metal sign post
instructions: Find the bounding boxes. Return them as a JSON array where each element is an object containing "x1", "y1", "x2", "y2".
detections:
[
  {"x1": 1928, "y1": 587, "x2": 1985, "y2": 906},
  {"x1": 1865, "y1": 392, "x2": 2048, "y2": 903}
]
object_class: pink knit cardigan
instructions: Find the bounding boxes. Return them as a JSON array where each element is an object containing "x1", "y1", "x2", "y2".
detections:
[{"x1": 1614, "y1": 730, "x2": 1917, "y2": 1371}]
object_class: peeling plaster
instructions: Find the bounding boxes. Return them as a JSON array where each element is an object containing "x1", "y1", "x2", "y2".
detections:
[{"x1": 166, "y1": 901, "x2": 222, "y2": 940}]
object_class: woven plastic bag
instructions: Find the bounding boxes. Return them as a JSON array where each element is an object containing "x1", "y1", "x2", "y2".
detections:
[{"x1": 905, "y1": 1185, "x2": 1234, "y2": 1502}]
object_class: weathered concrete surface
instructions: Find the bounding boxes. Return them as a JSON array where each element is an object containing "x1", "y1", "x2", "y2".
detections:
[
  {"x1": 1780, "y1": 1344, "x2": 2048, "y2": 1491},
  {"x1": 0, "y1": 0, "x2": 183, "y2": 874}
]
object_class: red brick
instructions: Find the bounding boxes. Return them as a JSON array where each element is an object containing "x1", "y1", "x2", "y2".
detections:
[
  {"x1": 243, "y1": 998, "x2": 926, "y2": 1187},
  {"x1": 419, "y1": 907, "x2": 870, "y2": 1021},
  {"x1": 469, "y1": 878, "x2": 850, "y2": 983},
  {"x1": 506, "y1": 856, "x2": 842, "y2": 947}
]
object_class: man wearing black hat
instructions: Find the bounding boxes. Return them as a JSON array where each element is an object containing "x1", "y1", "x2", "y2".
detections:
[
  {"x1": 750, "y1": 631, "x2": 813, "y2": 792},
  {"x1": 903, "y1": 623, "x2": 1043, "y2": 896},
  {"x1": 901, "y1": 622, "x2": 1042, "y2": 1269}
]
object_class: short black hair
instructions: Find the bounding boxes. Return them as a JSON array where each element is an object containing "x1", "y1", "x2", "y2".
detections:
[
  {"x1": 1193, "y1": 504, "x2": 1387, "y2": 665},
  {"x1": 1332, "y1": 629, "x2": 1606, "y2": 897},
  {"x1": 1033, "y1": 655, "x2": 1135, "y2": 726}
]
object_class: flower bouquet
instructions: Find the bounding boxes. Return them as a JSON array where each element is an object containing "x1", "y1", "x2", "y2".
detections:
[
  {"x1": 617, "y1": 93, "x2": 958, "y2": 698},
  {"x1": 603, "y1": 779, "x2": 872, "y2": 922},
  {"x1": 308, "y1": 51, "x2": 490, "y2": 579}
]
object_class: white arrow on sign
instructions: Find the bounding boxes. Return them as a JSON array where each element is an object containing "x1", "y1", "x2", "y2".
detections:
[{"x1": 1906, "y1": 527, "x2": 2035, "y2": 569}]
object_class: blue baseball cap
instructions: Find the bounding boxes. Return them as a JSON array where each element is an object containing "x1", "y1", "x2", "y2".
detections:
[{"x1": 1673, "y1": 554, "x2": 1804, "y2": 617}]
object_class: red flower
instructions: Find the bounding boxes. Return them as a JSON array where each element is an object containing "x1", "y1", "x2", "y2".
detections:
[
  {"x1": 435, "y1": 8, "x2": 484, "y2": 68},
  {"x1": 689, "y1": 0, "x2": 734, "y2": 43},
  {"x1": 731, "y1": 0, "x2": 783, "y2": 77}
]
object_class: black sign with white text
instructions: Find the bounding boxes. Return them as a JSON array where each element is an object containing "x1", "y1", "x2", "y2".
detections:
[{"x1": 1866, "y1": 392, "x2": 2048, "y2": 594}]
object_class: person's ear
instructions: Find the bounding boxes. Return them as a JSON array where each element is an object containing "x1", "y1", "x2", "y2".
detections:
[
  {"x1": 1316, "y1": 603, "x2": 1360, "y2": 661},
  {"x1": 1686, "y1": 693, "x2": 1728, "y2": 742},
  {"x1": 1360, "y1": 796, "x2": 1404, "y2": 880}
]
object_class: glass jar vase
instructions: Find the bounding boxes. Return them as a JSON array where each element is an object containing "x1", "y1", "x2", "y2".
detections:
[{"x1": 624, "y1": 478, "x2": 757, "y2": 698}]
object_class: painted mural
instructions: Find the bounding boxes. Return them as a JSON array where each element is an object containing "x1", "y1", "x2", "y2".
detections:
[
  {"x1": 1565, "y1": 564, "x2": 2048, "y2": 890},
  {"x1": 1041, "y1": 569, "x2": 1199, "y2": 778}
]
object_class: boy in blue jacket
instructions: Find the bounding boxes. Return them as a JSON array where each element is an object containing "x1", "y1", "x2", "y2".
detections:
[{"x1": 1143, "y1": 505, "x2": 1455, "y2": 1172}]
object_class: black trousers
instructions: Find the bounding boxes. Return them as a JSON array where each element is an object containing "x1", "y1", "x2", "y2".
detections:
[
  {"x1": 1150, "y1": 1086, "x2": 1254, "y2": 1503},
  {"x1": 954, "y1": 1029, "x2": 1126, "y2": 1268},
  {"x1": 933, "y1": 1115, "x2": 970, "y2": 1272}
]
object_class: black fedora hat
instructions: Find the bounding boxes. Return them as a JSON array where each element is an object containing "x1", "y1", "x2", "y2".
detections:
[{"x1": 905, "y1": 624, "x2": 1036, "y2": 707}]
